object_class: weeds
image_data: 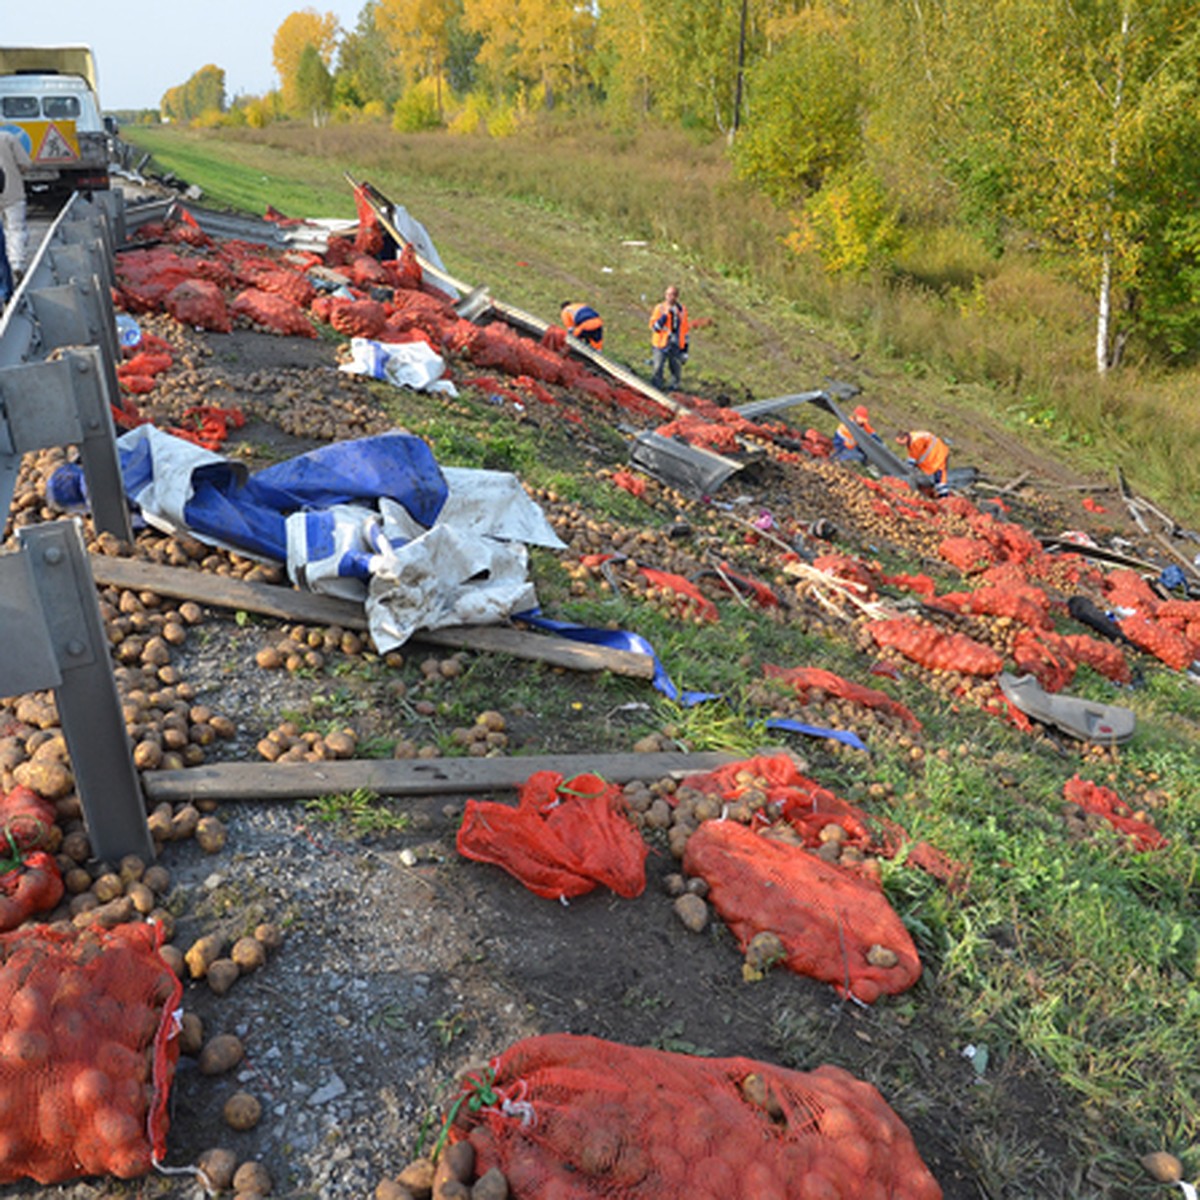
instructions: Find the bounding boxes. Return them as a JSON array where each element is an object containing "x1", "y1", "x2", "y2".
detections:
[{"x1": 305, "y1": 789, "x2": 409, "y2": 836}]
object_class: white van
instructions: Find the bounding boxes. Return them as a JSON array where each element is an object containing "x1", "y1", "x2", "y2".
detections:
[{"x1": 0, "y1": 45, "x2": 110, "y2": 195}]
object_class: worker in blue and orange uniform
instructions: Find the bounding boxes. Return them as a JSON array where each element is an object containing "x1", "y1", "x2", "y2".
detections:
[
  {"x1": 896, "y1": 429, "x2": 951, "y2": 496},
  {"x1": 832, "y1": 405, "x2": 879, "y2": 463},
  {"x1": 560, "y1": 302, "x2": 604, "y2": 351},
  {"x1": 649, "y1": 284, "x2": 689, "y2": 391}
]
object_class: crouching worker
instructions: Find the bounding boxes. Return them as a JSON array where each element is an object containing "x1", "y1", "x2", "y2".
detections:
[
  {"x1": 832, "y1": 405, "x2": 879, "y2": 463},
  {"x1": 895, "y1": 429, "x2": 951, "y2": 497},
  {"x1": 561, "y1": 302, "x2": 604, "y2": 351}
]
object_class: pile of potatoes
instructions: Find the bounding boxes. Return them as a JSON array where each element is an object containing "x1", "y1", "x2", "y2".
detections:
[
  {"x1": 52, "y1": 848, "x2": 175, "y2": 935},
  {"x1": 256, "y1": 720, "x2": 357, "y2": 763},
  {"x1": 376, "y1": 1139, "x2": 509, "y2": 1200},
  {"x1": 254, "y1": 622, "x2": 371, "y2": 674},
  {"x1": 3, "y1": 445, "x2": 72, "y2": 530},
  {"x1": 239, "y1": 367, "x2": 392, "y2": 443},
  {"x1": 170, "y1": 921, "x2": 284, "y2": 998},
  {"x1": 743, "y1": 674, "x2": 925, "y2": 760},
  {"x1": 447, "y1": 710, "x2": 508, "y2": 757}
]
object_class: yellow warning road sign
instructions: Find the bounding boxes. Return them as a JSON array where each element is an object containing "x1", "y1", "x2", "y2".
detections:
[{"x1": 21, "y1": 120, "x2": 80, "y2": 163}]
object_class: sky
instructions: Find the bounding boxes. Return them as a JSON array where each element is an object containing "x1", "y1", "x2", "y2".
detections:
[{"x1": 3, "y1": 1, "x2": 368, "y2": 112}]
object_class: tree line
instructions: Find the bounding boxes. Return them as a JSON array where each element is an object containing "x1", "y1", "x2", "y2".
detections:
[{"x1": 158, "y1": 1, "x2": 1200, "y2": 373}]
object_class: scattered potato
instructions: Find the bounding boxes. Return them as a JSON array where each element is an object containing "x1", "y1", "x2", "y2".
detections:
[
  {"x1": 206, "y1": 958, "x2": 241, "y2": 996},
  {"x1": 196, "y1": 1147, "x2": 238, "y2": 1192},
  {"x1": 195, "y1": 815, "x2": 228, "y2": 854},
  {"x1": 223, "y1": 1091, "x2": 263, "y2": 1131},
  {"x1": 198, "y1": 1033, "x2": 245, "y2": 1075},
  {"x1": 231, "y1": 937, "x2": 266, "y2": 974},
  {"x1": 232, "y1": 1160, "x2": 272, "y2": 1196},
  {"x1": 179, "y1": 1011, "x2": 205, "y2": 1056},
  {"x1": 185, "y1": 934, "x2": 225, "y2": 980}
]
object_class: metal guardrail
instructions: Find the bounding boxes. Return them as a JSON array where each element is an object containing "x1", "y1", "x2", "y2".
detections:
[{"x1": 0, "y1": 189, "x2": 153, "y2": 862}]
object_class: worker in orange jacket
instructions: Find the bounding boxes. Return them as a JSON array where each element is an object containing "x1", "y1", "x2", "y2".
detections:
[
  {"x1": 832, "y1": 405, "x2": 879, "y2": 463},
  {"x1": 649, "y1": 284, "x2": 689, "y2": 391},
  {"x1": 560, "y1": 302, "x2": 604, "y2": 351},
  {"x1": 895, "y1": 430, "x2": 951, "y2": 496}
]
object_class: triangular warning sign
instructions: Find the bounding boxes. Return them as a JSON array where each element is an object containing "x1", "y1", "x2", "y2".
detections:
[{"x1": 37, "y1": 123, "x2": 77, "y2": 162}]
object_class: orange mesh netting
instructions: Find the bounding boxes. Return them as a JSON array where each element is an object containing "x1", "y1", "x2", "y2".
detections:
[
  {"x1": 1062, "y1": 775, "x2": 1167, "y2": 852},
  {"x1": 0, "y1": 786, "x2": 57, "y2": 854},
  {"x1": 164, "y1": 279, "x2": 231, "y2": 333},
  {"x1": 328, "y1": 297, "x2": 387, "y2": 338},
  {"x1": 683, "y1": 819, "x2": 921, "y2": 1003},
  {"x1": 0, "y1": 849, "x2": 63, "y2": 932},
  {"x1": 1010, "y1": 629, "x2": 1076, "y2": 693},
  {"x1": 762, "y1": 664, "x2": 922, "y2": 733},
  {"x1": 449, "y1": 1033, "x2": 943, "y2": 1199},
  {"x1": 869, "y1": 617, "x2": 1003, "y2": 676},
  {"x1": 1117, "y1": 612, "x2": 1195, "y2": 671},
  {"x1": 1061, "y1": 633, "x2": 1132, "y2": 684},
  {"x1": 457, "y1": 772, "x2": 647, "y2": 900},
  {"x1": 0, "y1": 924, "x2": 182, "y2": 1184},
  {"x1": 937, "y1": 537, "x2": 995, "y2": 573},
  {"x1": 680, "y1": 756, "x2": 964, "y2": 891},
  {"x1": 639, "y1": 567, "x2": 719, "y2": 623},
  {"x1": 230, "y1": 289, "x2": 317, "y2": 338}
]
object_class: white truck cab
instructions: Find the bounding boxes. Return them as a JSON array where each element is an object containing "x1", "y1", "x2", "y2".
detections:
[{"x1": 0, "y1": 45, "x2": 110, "y2": 195}]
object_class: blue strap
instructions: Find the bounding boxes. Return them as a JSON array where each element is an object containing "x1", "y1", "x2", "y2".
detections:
[{"x1": 515, "y1": 610, "x2": 867, "y2": 751}]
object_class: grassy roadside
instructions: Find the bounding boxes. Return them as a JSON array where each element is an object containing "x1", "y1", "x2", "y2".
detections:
[
  {"x1": 120, "y1": 122, "x2": 1200, "y2": 1195},
  {"x1": 125, "y1": 121, "x2": 1200, "y2": 527}
]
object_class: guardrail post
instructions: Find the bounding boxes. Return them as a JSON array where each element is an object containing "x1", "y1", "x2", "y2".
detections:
[
  {"x1": 0, "y1": 348, "x2": 132, "y2": 541},
  {"x1": 7, "y1": 521, "x2": 153, "y2": 863}
]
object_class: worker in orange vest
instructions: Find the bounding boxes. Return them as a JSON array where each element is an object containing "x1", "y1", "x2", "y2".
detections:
[
  {"x1": 649, "y1": 284, "x2": 689, "y2": 391},
  {"x1": 560, "y1": 302, "x2": 604, "y2": 351},
  {"x1": 895, "y1": 429, "x2": 951, "y2": 496},
  {"x1": 832, "y1": 405, "x2": 879, "y2": 463}
]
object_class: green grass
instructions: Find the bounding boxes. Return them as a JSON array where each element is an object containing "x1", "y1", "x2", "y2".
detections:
[{"x1": 305, "y1": 788, "x2": 410, "y2": 836}]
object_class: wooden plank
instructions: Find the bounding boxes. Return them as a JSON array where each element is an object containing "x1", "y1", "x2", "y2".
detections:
[
  {"x1": 142, "y1": 751, "x2": 742, "y2": 804},
  {"x1": 87, "y1": 554, "x2": 655, "y2": 679}
]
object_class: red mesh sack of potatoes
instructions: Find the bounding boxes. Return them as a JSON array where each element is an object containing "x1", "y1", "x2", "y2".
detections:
[
  {"x1": 347, "y1": 253, "x2": 389, "y2": 288},
  {"x1": 1011, "y1": 629, "x2": 1076, "y2": 693},
  {"x1": 164, "y1": 279, "x2": 231, "y2": 333},
  {"x1": 684, "y1": 818, "x2": 922, "y2": 1003},
  {"x1": 639, "y1": 567, "x2": 719, "y2": 622},
  {"x1": 0, "y1": 923, "x2": 182, "y2": 1183},
  {"x1": 250, "y1": 268, "x2": 317, "y2": 309},
  {"x1": 937, "y1": 537, "x2": 995, "y2": 573},
  {"x1": 0, "y1": 849, "x2": 63, "y2": 932},
  {"x1": 870, "y1": 617, "x2": 1003, "y2": 676},
  {"x1": 457, "y1": 772, "x2": 647, "y2": 900},
  {"x1": 328, "y1": 297, "x2": 387, "y2": 339},
  {"x1": 230, "y1": 289, "x2": 317, "y2": 338},
  {"x1": 0, "y1": 786, "x2": 57, "y2": 853},
  {"x1": 681, "y1": 756, "x2": 966, "y2": 891},
  {"x1": 1118, "y1": 613, "x2": 1194, "y2": 671},
  {"x1": 1061, "y1": 633, "x2": 1131, "y2": 684},
  {"x1": 449, "y1": 1033, "x2": 943, "y2": 1199},
  {"x1": 763, "y1": 664, "x2": 922, "y2": 733},
  {"x1": 1063, "y1": 775, "x2": 1167, "y2": 852}
]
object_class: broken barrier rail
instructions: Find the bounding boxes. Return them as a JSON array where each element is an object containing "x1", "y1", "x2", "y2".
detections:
[{"x1": 0, "y1": 189, "x2": 153, "y2": 861}]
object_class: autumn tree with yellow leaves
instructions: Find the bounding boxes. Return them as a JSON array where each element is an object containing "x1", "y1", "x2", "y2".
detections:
[{"x1": 272, "y1": 8, "x2": 340, "y2": 118}]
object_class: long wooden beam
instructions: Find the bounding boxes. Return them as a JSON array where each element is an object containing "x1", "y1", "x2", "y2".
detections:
[
  {"x1": 142, "y1": 751, "x2": 741, "y2": 803},
  {"x1": 88, "y1": 554, "x2": 655, "y2": 679}
]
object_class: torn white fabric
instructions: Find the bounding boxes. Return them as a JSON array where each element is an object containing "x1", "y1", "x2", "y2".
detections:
[
  {"x1": 366, "y1": 524, "x2": 538, "y2": 652},
  {"x1": 338, "y1": 337, "x2": 457, "y2": 396},
  {"x1": 380, "y1": 467, "x2": 566, "y2": 550}
]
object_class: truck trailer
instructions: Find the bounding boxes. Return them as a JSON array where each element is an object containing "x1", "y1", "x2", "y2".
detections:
[{"x1": 0, "y1": 45, "x2": 110, "y2": 195}]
